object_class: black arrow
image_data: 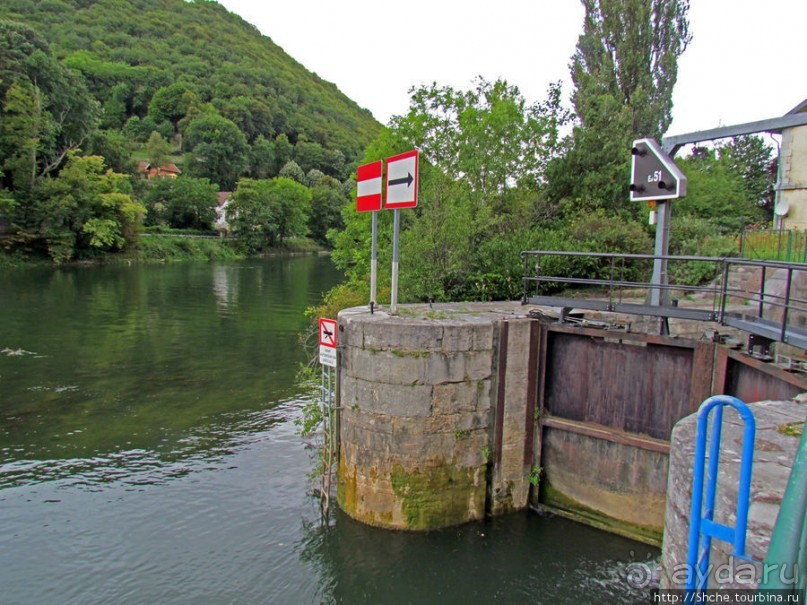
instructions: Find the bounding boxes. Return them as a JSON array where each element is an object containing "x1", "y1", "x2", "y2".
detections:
[{"x1": 388, "y1": 172, "x2": 413, "y2": 188}]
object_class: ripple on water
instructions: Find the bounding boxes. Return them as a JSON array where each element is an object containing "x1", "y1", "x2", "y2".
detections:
[{"x1": 0, "y1": 398, "x2": 306, "y2": 492}]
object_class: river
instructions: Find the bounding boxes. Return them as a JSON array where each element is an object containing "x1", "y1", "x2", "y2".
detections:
[{"x1": 0, "y1": 256, "x2": 658, "y2": 604}]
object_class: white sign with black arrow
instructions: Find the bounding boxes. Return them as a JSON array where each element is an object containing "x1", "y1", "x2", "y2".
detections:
[{"x1": 385, "y1": 149, "x2": 419, "y2": 209}]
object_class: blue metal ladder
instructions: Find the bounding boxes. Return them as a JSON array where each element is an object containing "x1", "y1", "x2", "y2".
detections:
[{"x1": 686, "y1": 395, "x2": 756, "y2": 593}]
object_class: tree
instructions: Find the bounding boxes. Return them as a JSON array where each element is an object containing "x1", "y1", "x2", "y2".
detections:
[
  {"x1": 331, "y1": 78, "x2": 567, "y2": 301},
  {"x1": 87, "y1": 129, "x2": 133, "y2": 175},
  {"x1": 143, "y1": 176, "x2": 218, "y2": 230},
  {"x1": 273, "y1": 133, "x2": 293, "y2": 173},
  {"x1": 294, "y1": 139, "x2": 325, "y2": 173},
  {"x1": 278, "y1": 160, "x2": 305, "y2": 184},
  {"x1": 718, "y1": 135, "x2": 775, "y2": 217},
  {"x1": 35, "y1": 153, "x2": 144, "y2": 262},
  {"x1": 148, "y1": 83, "x2": 197, "y2": 129},
  {"x1": 145, "y1": 131, "x2": 173, "y2": 170},
  {"x1": 675, "y1": 148, "x2": 764, "y2": 233},
  {"x1": 308, "y1": 176, "x2": 346, "y2": 245},
  {"x1": 0, "y1": 22, "x2": 99, "y2": 197},
  {"x1": 271, "y1": 177, "x2": 311, "y2": 243},
  {"x1": 545, "y1": 0, "x2": 691, "y2": 211},
  {"x1": 184, "y1": 113, "x2": 249, "y2": 189},
  {"x1": 571, "y1": 0, "x2": 691, "y2": 138},
  {"x1": 249, "y1": 134, "x2": 275, "y2": 178},
  {"x1": 230, "y1": 177, "x2": 311, "y2": 252}
]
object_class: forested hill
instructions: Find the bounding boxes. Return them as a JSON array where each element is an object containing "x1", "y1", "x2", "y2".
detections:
[{"x1": 0, "y1": 0, "x2": 381, "y2": 179}]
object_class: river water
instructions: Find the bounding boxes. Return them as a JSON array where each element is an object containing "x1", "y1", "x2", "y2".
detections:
[{"x1": 0, "y1": 256, "x2": 658, "y2": 604}]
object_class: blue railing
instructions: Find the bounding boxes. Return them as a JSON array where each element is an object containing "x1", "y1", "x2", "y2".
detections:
[{"x1": 686, "y1": 395, "x2": 756, "y2": 594}]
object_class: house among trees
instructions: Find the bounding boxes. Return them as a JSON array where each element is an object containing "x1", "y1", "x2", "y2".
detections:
[
  {"x1": 778, "y1": 99, "x2": 807, "y2": 228},
  {"x1": 137, "y1": 161, "x2": 182, "y2": 179},
  {"x1": 215, "y1": 192, "x2": 232, "y2": 237}
]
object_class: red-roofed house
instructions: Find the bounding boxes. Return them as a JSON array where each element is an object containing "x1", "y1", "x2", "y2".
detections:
[{"x1": 137, "y1": 161, "x2": 182, "y2": 179}]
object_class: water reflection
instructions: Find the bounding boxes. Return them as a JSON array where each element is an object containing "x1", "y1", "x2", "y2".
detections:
[
  {"x1": 212, "y1": 264, "x2": 239, "y2": 314},
  {"x1": 0, "y1": 399, "x2": 309, "y2": 489},
  {"x1": 0, "y1": 257, "x2": 341, "y2": 487}
]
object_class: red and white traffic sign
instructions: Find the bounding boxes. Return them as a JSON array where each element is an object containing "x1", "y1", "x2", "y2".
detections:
[
  {"x1": 319, "y1": 318, "x2": 337, "y2": 367},
  {"x1": 319, "y1": 318, "x2": 337, "y2": 347},
  {"x1": 385, "y1": 149, "x2": 419, "y2": 209},
  {"x1": 356, "y1": 160, "x2": 382, "y2": 212}
]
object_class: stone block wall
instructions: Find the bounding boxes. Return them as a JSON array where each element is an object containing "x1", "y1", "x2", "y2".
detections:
[
  {"x1": 336, "y1": 303, "x2": 540, "y2": 530},
  {"x1": 337, "y1": 305, "x2": 502, "y2": 530}
]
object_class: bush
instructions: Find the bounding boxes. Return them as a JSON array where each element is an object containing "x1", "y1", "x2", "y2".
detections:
[
  {"x1": 128, "y1": 234, "x2": 242, "y2": 262},
  {"x1": 668, "y1": 215, "x2": 739, "y2": 285}
]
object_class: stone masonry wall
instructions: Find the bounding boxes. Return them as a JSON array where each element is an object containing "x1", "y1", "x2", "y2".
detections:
[{"x1": 338, "y1": 305, "x2": 506, "y2": 529}]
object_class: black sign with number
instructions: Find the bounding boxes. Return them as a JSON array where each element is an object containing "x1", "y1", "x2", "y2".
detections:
[{"x1": 629, "y1": 138, "x2": 687, "y2": 201}]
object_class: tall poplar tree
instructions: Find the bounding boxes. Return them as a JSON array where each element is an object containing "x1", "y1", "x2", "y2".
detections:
[
  {"x1": 572, "y1": 0, "x2": 691, "y2": 138},
  {"x1": 546, "y1": 0, "x2": 691, "y2": 211}
]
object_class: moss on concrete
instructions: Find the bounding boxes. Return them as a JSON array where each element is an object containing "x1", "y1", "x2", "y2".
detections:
[
  {"x1": 777, "y1": 421, "x2": 804, "y2": 438},
  {"x1": 390, "y1": 463, "x2": 485, "y2": 530},
  {"x1": 540, "y1": 479, "x2": 663, "y2": 546},
  {"x1": 336, "y1": 456, "x2": 358, "y2": 516}
]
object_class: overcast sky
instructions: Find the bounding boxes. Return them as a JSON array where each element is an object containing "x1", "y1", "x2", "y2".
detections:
[{"x1": 217, "y1": 0, "x2": 806, "y2": 139}]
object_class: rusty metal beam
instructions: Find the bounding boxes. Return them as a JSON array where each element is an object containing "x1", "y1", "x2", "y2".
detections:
[{"x1": 541, "y1": 415, "x2": 671, "y2": 455}]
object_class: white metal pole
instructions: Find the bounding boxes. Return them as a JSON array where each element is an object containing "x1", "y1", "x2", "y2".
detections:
[
  {"x1": 390, "y1": 209, "x2": 400, "y2": 315},
  {"x1": 370, "y1": 211, "x2": 378, "y2": 308},
  {"x1": 650, "y1": 200, "x2": 671, "y2": 306}
]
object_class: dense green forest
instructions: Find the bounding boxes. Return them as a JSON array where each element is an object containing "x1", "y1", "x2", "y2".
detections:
[
  {"x1": 0, "y1": 0, "x2": 380, "y2": 262},
  {"x1": 0, "y1": 0, "x2": 776, "y2": 299}
]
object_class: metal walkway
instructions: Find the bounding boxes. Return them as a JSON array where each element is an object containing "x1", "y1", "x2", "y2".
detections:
[{"x1": 521, "y1": 251, "x2": 807, "y2": 351}]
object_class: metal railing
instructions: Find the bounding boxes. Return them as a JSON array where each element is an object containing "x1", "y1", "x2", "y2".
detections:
[
  {"x1": 521, "y1": 251, "x2": 807, "y2": 349},
  {"x1": 759, "y1": 424, "x2": 807, "y2": 598},
  {"x1": 686, "y1": 396, "x2": 756, "y2": 595},
  {"x1": 740, "y1": 228, "x2": 807, "y2": 263}
]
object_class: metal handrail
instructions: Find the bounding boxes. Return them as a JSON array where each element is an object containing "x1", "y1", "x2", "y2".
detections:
[
  {"x1": 759, "y1": 425, "x2": 807, "y2": 597},
  {"x1": 686, "y1": 396, "x2": 756, "y2": 594},
  {"x1": 521, "y1": 250, "x2": 807, "y2": 348}
]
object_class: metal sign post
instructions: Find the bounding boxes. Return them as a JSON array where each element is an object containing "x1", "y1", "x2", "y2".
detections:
[
  {"x1": 370, "y1": 212, "x2": 378, "y2": 309},
  {"x1": 390, "y1": 209, "x2": 400, "y2": 314},
  {"x1": 317, "y1": 317, "x2": 338, "y2": 514},
  {"x1": 356, "y1": 161, "x2": 383, "y2": 309},
  {"x1": 651, "y1": 200, "x2": 672, "y2": 306}
]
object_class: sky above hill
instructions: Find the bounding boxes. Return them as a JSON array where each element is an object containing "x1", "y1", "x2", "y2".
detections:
[{"x1": 219, "y1": 0, "x2": 806, "y2": 141}]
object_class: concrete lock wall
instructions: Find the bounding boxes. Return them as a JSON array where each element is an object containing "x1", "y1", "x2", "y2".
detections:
[
  {"x1": 336, "y1": 303, "x2": 537, "y2": 530},
  {"x1": 336, "y1": 302, "x2": 807, "y2": 540}
]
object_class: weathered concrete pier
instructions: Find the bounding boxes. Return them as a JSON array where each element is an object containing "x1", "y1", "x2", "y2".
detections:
[
  {"x1": 336, "y1": 302, "x2": 807, "y2": 545},
  {"x1": 337, "y1": 303, "x2": 527, "y2": 529}
]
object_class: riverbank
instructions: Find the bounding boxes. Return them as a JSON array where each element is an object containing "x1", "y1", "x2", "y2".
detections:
[{"x1": 0, "y1": 235, "x2": 326, "y2": 268}]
